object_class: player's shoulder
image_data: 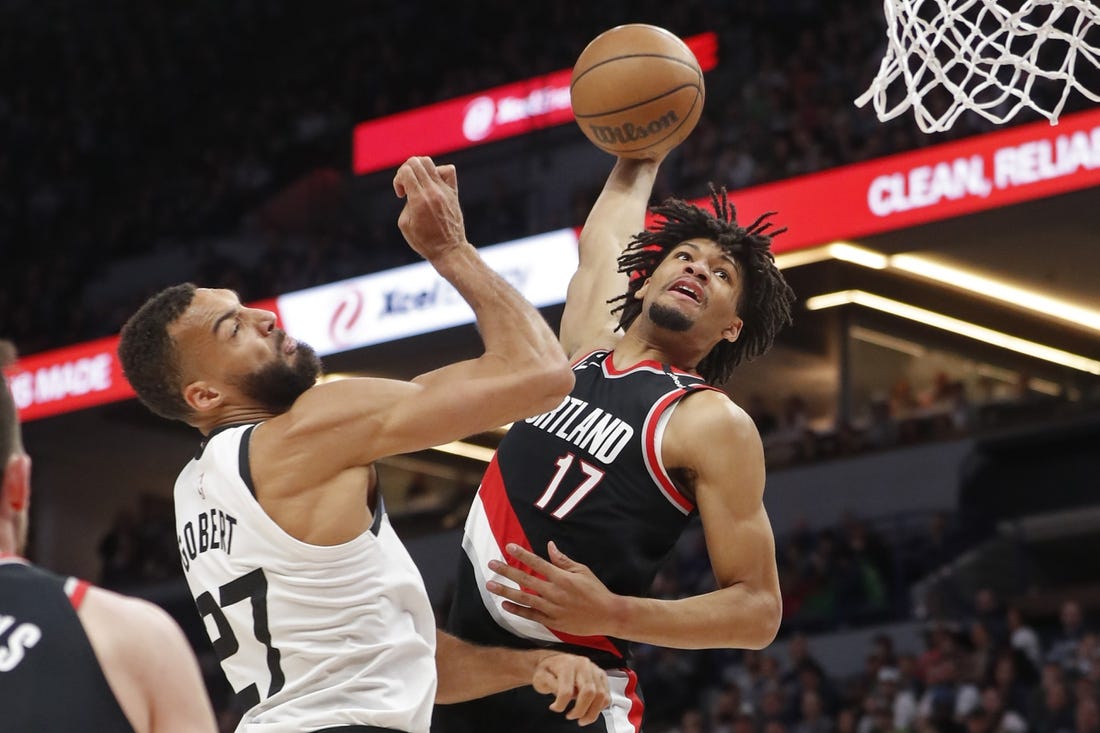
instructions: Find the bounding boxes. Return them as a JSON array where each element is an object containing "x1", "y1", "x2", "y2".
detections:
[
  {"x1": 681, "y1": 386, "x2": 749, "y2": 419},
  {"x1": 662, "y1": 389, "x2": 764, "y2": 481},
  {"x1": 82, "y1": 585, "x2": 187, "y2": 647},
  {"x1": 675, "y1": 388, "x2": 759, "y2": 440}
]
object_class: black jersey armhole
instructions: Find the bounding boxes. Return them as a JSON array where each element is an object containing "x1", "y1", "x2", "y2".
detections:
[
  {"x1": 239, "y1": 424, "x2": 258, "y2": 497},
  {"x1": 370, "y1": 492, "x2": 384, "y2": 536}
]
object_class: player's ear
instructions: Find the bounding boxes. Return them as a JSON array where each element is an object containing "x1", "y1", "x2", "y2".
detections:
[
  {"x1": 2, "y1": 453, "x2": 31, "y2": 513},
  {"x1": 722, "y1": 318, "x2": 743, "y2": 343},
  {"x1": 183, "y1": 381, "x2": 224, "y2": 412},
  {"x1": 634, "y1": 278, "x2": 652, "y2": 301}
]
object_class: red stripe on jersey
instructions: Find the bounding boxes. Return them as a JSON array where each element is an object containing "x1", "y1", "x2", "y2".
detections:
[
  {"x1": 479, "y1": 456, "x2": 623, "y2": 658},
  {"x1": 550, "y1": 623, "x2": 622, "y2": 658},
  {"x1": 604, "y1": 351, "x2": 698, "y2": 378},
  {"x1": 625, "y1": 668, "x2": 644, "y2": 732},
  {"x1": 643, "y1": 389, "x2": 695, "y2": 514},
  {"x1": 479, "y1": 456, "x2": 536, "y2": 566},
  {"x1": 66, "y1": 578, "x2": 91, "y2": 610}
]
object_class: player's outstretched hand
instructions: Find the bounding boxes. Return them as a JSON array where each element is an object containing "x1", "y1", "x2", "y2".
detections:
[
  {"x1": 487, "y1": 541, "x2": 622, "y2": 638},
  {"x1": 532, "y1": 652, "x2": 610, "y2": 726},
  {"x1": 392, "y1": 156, "x2": 466, "y2": 262}
]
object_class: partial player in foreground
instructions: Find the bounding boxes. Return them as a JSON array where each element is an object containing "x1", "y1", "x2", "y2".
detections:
[
  {"x1": 117, "y1": 157, "x2": 609, "y2": 732},
  {"x1": 0, "y1": 339, "x2": 219, "y2": 733}
]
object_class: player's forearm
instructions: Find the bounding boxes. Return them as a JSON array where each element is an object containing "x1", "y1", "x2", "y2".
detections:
[
  {"x1": 610, "y1": 583, "x2": 781, "y2": 650},
  {"x1": 431, "y1": 244, "x2": 565, "y2": 365},
  {"x1": 578, "y1": 157, "x2": 661, "y2": 260},
  {"x1": 434, "y1": 630, "x2": 549, "y2": 704}
]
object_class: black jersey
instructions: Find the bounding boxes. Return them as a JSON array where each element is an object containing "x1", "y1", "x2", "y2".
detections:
[
  {"x1": 446, "y1": 349, "x2": 720, "y2": 667},
  {"x1": 0, "y1": 558, "x2": 135, "y2": 732}
]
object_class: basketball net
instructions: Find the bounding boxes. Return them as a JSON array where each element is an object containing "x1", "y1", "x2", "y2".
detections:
[{"x1": 856, "y1": 0, "x2": 1100, "y2": 133}]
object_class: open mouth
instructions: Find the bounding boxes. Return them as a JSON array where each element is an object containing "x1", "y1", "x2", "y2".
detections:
[{"x1": 668, "y1": 279, "x2": 703, "y2": 303}]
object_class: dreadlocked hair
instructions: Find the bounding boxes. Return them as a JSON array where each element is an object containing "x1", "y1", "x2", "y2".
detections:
[{"x1": 609, "y1": 184, "x2": 796, "y2": 386}]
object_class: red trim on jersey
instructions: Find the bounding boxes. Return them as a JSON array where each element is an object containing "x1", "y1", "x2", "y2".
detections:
[
  {"x1": 479, "y1": 457, "x2": 535, "y2": 567},
  {"x1": 604, "y1": 351, "x2": 698, "y2": 378},
  {"x1": 479, "y1": 456, "x2": 623, "y2": 658},
  {"x1": 66, "y1": 578, "x2": 91, "y2": 610},
  {"x1": 643, "y1": 389, "x2": 695, "y2": 514},
  {"x1": 624, "y1": 667, "x2": 644, "y2": 732}
]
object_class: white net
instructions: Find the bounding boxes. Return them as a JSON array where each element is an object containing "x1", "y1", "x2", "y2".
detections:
[{"x1": 856, "y1": 0, "x2": 1100, "y2": 133}]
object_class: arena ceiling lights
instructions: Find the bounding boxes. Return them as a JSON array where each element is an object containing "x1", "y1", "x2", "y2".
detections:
[
  {"x1": 804, "y1": 290, "x2": 1100, "y2": 375},
  {"x1": 776, "y1": 241, "x2": 1100, "y2": 335}
]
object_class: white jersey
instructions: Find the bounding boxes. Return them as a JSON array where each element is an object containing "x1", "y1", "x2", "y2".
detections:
[{"x1": 174, "y1": 423, "x2": 437, "y2": 733}]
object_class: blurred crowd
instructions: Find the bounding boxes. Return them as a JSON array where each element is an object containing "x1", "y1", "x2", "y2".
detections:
[
  {"x1": 5, "y1": 0, "x2": 1096, "y2": 357},
  {"x1": 97, "y1": 484, "x2": 1100, "y2": 733},
  {"x1": 635, "y1": 537, "x2": 1100, "y2": 733},
  {"x1": 746, "y1": 371, "x2": 1098, "y2": 471}
]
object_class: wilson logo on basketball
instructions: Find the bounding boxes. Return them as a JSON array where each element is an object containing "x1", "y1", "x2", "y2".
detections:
[{"x1": 587, "y1": 110, "x2": 680, "y2": 145}]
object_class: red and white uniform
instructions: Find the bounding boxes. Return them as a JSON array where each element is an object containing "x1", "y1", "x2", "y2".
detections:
[{"x1": 442, "y1": 350, "x2": 720, "y2": 733}]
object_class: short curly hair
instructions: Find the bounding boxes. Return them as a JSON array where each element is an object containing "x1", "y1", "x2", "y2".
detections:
[
  {"x1": 610, "y1": 186, "x2": 796, "y2": 385},
  {"x1": 117, "y1": 283, "x2": 197, "y2": 421}
]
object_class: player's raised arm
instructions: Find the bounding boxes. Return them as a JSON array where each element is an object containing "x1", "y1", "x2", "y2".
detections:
[
  {"x1": 559, "y1": 157, "x2": 663, "y2": 359},
  {"x1": 255, "y1": 156, "x2": 573, "y2": 479}
]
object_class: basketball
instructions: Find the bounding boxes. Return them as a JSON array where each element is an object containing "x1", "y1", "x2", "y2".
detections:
[{"x1": 570, "y1": 24, "x2": 705, "y2": 159}]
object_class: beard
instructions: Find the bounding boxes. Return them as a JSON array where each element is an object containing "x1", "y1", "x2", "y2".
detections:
[
  {"x1": 648, "y1": 302, "x2": 694, "y2": 332},
  {"x1": 236, "y1": 341, "x2": 322, "y2": 412}
]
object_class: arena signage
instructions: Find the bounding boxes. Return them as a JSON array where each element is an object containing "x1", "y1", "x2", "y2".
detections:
[
  {"x1": 352, "y1": 33, "x2": 719, "y2": 175},
  {"x1": 4, "y1": 337, "x2": 131, "y2": 422},
  {"x1": 866, "y1": 122, "x2": 1100, "y2": 218},
  {"x1": 275, "y1": 229, "x2": 580, "y2": 356},
  {"x1": 701, "y1": 107, "x2": 1100, "y2": 254},
  {"x1": 8, "y1": 108, "x2": 1098, "y2": 421}
]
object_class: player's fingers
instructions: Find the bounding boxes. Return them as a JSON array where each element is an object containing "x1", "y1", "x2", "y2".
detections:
[
  {"x1": 486, "y1": 559, "x2": 551, "y2": 593},
  {"x1": 532, "y1": 666, "x2": 556, "y2": 696},
  {"x1": 406, "y1": 155, "x2": 439, "y2": 190},
  {"x1": 563, "y1": 667, "x2": 589, "y2": 721},
  {"x1": 548, "y1": 665, "x2": 575, "y2": 713},
  {"x1": 393, "y1": 156, "x2": 432, "y2": 196},
  {"x1": 486, "y1": 579, "x2": 545, "y2": 608},
  {"x1": 437, "y1": 164, "x2": 458, "y2": 192},
  {"x1": 499, "y1": 599, "x2": 547, "y2": 622},
  {"x1": 392, "y1": 165, "x2": 410, "y2": 197},
  {"x1": 504, "y1": 543, "x2": 559, "y2": 575},
  {"x1": 412, "y1": 156, "x2": 450, "y2": 189},
  {"x1": 571, "y1": 673, "x2": 610, "y2": 724},
  {"x1": 547, "y1": 540, "x2": 582, "y2": 570}
]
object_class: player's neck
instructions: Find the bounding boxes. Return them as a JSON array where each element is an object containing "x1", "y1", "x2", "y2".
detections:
[
  {"x1": 194, "y1": 405, "x2": 278, "y2": 436},
  {"x1": 615, "y1": 327, "x2": 702, "y2": 373},
  {"x1": 0, "y1": 525, "x2": 19, "y2": 557}
]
